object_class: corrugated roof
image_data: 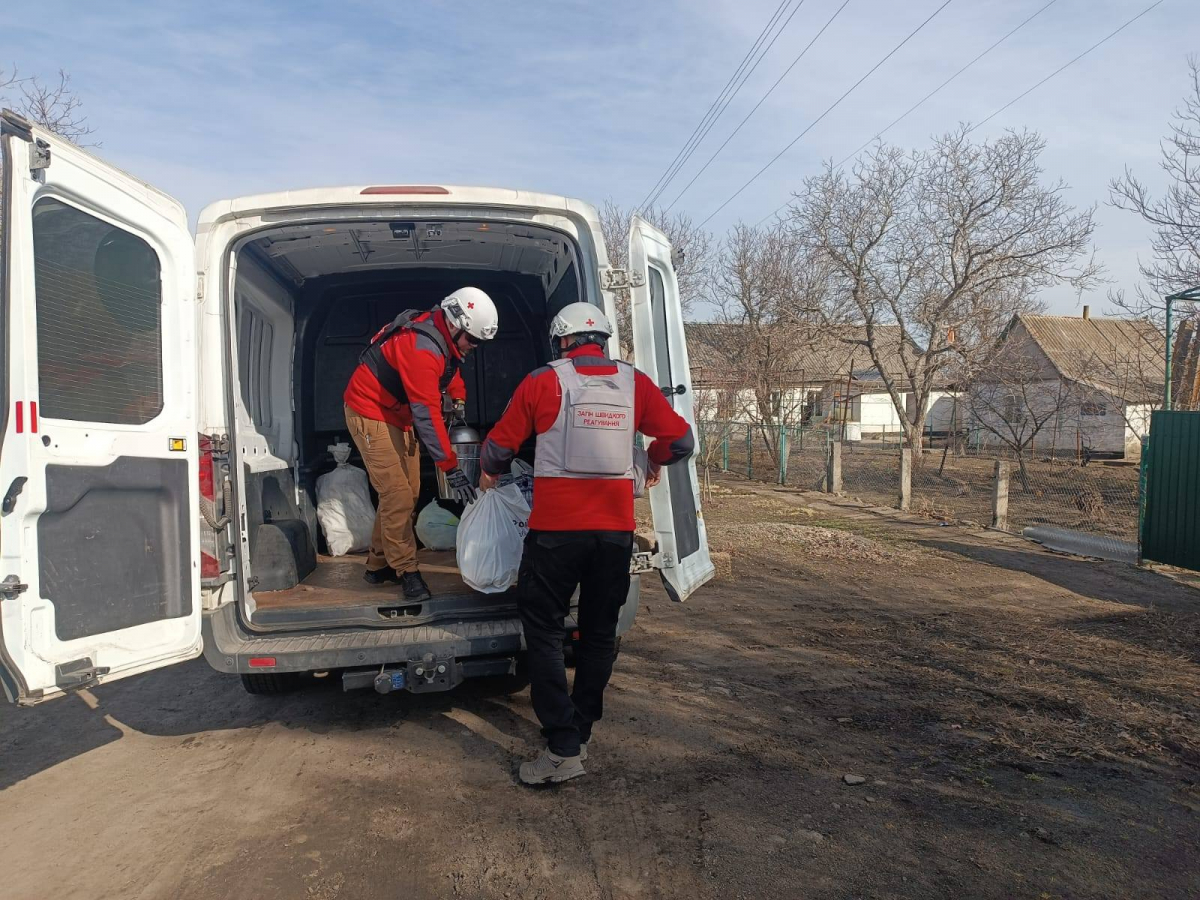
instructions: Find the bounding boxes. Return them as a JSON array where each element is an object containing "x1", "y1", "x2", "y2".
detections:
[
  {"x1": 1015, "y1": 314, "x2": 1165, "y2": 402},
  {"x1": 687, "y1": 322, "x2": 929, "y2": 389}
]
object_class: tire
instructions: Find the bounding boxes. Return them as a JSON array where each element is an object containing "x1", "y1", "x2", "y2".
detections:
[{"x1": 240, "y1": 672, "x2": 299, "y2": 695}]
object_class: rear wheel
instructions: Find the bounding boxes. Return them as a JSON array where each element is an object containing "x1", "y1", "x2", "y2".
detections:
[{"x1": 240, "y1": 672, "x2": 300, "y2": 695}]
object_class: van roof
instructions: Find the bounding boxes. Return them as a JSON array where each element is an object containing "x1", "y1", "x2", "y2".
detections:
[{"x1": 196, "y1": 185, "x2": 600, "y2": 230}]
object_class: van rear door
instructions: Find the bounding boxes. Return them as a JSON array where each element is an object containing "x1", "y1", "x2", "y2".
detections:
[
  {"x1": 0, "y1": 112, "x2": 202, "y2": 704},
  {"x1": 628, "y1": 216, "x2": 715, "y2": 602}
]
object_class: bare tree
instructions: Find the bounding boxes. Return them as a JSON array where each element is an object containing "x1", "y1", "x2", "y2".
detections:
[
  {"x1": 598, "y1": 200, "x2": 713, "y2": 358},
  {"x1": 1110, "y1": 57, "x2": 1200, "y2": 298},
  {"x1": 1109, "y1": 56, "x2": 1200, "y2": 409},
  {"x1": 1, "y1": 66, "x2": 95, "y2": 143},
  {"x1": 793, "y1": 130, "x2": 1099, "y2": 457},
  {"x1": 694, "y1": 222, "x2": 825, "y2": 466}
]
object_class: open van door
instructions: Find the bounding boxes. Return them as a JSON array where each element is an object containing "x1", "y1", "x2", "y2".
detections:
[
  {"x1": 628, "y1": 216, "x2": 715, "y2": 602},
  {"x1": 0, "y1": 112, "x2": 201, "y2": 704}
]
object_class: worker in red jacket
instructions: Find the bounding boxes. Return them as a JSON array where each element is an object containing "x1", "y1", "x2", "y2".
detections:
[
  {"x1": 478, "y1": 302, "x2": 694, "y2": 785},
  {"x1": 344, "y1": 287, "x2": 499, "y2": 602}
]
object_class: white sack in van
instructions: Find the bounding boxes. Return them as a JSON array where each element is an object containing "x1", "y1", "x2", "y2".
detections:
[
  {"x1": 416, "y1": 501, "x2": 459, "y2": 551},
  {"x1": 316, "y1": 443, "x2": 375, "y2": 556},
  {"x1": 456, "y1": 483, "x2": 530, "y2": 594}
]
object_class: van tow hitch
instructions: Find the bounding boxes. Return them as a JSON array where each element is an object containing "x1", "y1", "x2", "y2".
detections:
[
  {"x1": 405, "y1": 652, "x2": 461, "y2": 693},
  {"x1": 368, "y1": 653, "x2": 463, "y2": 694}
]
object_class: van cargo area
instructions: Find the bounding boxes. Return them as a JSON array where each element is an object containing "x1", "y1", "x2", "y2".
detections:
[{"x1": 226, "y1": 218, "x2": 584, "y2": 627}]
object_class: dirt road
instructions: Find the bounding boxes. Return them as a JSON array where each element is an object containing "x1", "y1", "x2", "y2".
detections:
[{"x1": 2, "y1": 476, "x2": 1198, "y2": 899}]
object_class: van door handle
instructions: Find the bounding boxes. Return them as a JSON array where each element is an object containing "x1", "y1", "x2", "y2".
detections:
[
  {"x1": 660, "y1": 385, "x2": 686, "y2": 397},
  {"x1": 2, "y1": 477, "x2": 27, "y2": 515}
]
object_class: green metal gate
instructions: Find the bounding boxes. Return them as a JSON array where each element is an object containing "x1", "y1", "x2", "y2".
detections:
[{"x1": 1141, "y1": 411, "x2": 1200, "y2": 570}]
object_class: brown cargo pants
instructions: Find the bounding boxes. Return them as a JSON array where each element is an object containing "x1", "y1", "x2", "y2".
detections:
[{"x1": 344, "y1": 405, "x2": 422, "y2": 574}]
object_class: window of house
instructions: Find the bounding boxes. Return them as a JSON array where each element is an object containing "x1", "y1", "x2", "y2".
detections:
[
  {"x1": 32, "y1": 197, "x2": 164, "y2": 424},
  {"x1": 1081, "y1": 400, "x2": 1107, "y2": 417},
  {"x1": 1002, "y1": 395, "x2": 1027, "y2": 425}
]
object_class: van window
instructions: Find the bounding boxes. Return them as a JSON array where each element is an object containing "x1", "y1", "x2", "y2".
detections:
[
  {"x1": 32, "y1": 197, "x2": 164, "y2": 424},
  {"x1": 237, "y1": 297, "x2": 274, "y2": 428}
]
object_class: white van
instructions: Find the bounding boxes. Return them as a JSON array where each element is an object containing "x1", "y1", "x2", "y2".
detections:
[{"x1": 0, "y1": 112, "x2": 714, "y2": 704}]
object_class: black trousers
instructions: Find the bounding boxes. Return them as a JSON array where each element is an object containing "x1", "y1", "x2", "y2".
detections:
[{"x1": 517, "y1": 530, "x2": 634, "y2": 758}]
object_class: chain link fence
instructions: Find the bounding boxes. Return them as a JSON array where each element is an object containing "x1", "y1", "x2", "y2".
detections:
[{"x1": 698, "y1": 422, "x2": 1142, "y2": 544}]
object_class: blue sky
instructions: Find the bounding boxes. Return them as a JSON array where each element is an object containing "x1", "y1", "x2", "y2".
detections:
[{"x1": 2, "y1": 0, "x2": 1196, "y2": 316}]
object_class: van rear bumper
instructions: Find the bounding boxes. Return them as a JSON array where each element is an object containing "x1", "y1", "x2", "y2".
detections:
[
  {"x1": 201, "y1": 602, "x2": 524, "y2": 675},
  {"x1": 201, "y1": 573, "x2": 641, "y2": 676}
]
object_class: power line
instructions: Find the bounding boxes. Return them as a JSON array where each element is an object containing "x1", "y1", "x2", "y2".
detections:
[
  {"x1": 637, "y1": 0, "x2": 793, "y2": 212},
  {"x1": 644, "y1": 0, "x2": 807, "y2": 211},
  {"x1": 752, "y1": 0, "x2": 1057, "y2": 227},
  {"x1": 967, "y1": 0, "x2": 1164, "y2": 133},
  {"x1": 754, "y1": 0, "x2": 1164, "y2": 229},
  {"x1": 837, "y1": 0, "x2": 1059, "y2": 166},
  {"x1": 699, "y1": 0, "x2": 957, "y2": 228},
  {"x1": 663, "y1": 0, "x2": 853, "y2": 213}
]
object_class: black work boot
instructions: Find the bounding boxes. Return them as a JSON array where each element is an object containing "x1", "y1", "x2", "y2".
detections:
[
  {"x1": 401, "y1": 571, "x2": 431, "y2": 601},
  {"x1": 363, "y1": 566, "x2": 400, "y2": 586}
]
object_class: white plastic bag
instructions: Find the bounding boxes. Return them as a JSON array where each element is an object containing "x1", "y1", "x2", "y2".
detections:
[
  {"x1": 456, "y1": 483, "x2": 530, "y2": 593},
  {"x1": 316, "y1": 443, "x2": 375, "y2": 556},
  {"x1": 416, "y1": 501, "x2": 460, "y2": 551}
]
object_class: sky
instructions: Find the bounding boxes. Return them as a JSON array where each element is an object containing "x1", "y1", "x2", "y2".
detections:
[{"x1": 2, "y1": 0, "x2": 1196, "y2": 317}]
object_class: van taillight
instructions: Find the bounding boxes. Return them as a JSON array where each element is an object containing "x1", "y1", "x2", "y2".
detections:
[{"x1": 199, "y1": 435, "x2": 222, "y2": 580}]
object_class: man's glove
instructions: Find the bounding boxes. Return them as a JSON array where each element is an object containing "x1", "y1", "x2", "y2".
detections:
[{"x1": 444, "y1": 467, "x2": 478, "y2": 503}]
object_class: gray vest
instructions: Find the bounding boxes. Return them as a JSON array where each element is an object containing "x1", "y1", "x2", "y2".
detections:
[{"x1": 534, "y1": 357, "x2": 636, "y2": 480}]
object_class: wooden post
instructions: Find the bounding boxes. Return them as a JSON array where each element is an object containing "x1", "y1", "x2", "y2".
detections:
[
  {"x1": 992, "y1": 459, "x2": 1010, "y2": 531},
  {"x1": 827, "y1": 440, "x2": 842, "y2": 494},
  {"x1": 721, "y1": 428, "x2": 729, "y2": 472},
  {"x1": 899, "y1": 447, "x2": 912, "y2": 511}
]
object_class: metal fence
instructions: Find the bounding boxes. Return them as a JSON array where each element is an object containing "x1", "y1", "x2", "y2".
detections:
[{"x1": 698, "y1": 422, "x2": 1142, "y2": 543}]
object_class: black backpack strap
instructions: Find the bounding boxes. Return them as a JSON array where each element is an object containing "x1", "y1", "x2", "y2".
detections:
[{"x1": 358, "y1": 309, "x2": 457, "y2": 405}]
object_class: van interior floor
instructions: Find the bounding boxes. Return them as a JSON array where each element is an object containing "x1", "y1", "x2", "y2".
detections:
[{"x1": 253, "y1": 550, "x2": 473, "y2": 612}]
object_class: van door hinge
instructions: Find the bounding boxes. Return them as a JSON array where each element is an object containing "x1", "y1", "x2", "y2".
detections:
[
  {"x1": 601, "y1": 268, "x2": 645, "y2": 292},
  {"x1": 0, "y1": 574, "x2": 28, "y2": 598},
  {"x1": 29, "y1": 139, "x2": 50, "y2": 174}
]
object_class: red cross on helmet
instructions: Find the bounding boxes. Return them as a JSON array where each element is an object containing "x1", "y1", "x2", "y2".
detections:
[
  {"x1": 441, "y1": 287, "x2": 499, "y2": 341},
  {"x1": 549, "y1": 302, "x2": 614, "y2": 344}
]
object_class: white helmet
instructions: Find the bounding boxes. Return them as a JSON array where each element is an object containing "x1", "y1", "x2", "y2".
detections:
[
  {"x1": 549, "y1": 302, "x2": 613, "y2": 343},
  {"x1": 442, "y1": 287, "x2": 499, "y2": 341}
]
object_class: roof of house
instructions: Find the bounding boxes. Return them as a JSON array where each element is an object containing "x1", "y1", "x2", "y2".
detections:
[
  {"x1": 1008, "y1": 314, "x2": 1165, "y2": 403},
  {"x1": 686, "y1": 322, "x2": 933, "y2": 391}
]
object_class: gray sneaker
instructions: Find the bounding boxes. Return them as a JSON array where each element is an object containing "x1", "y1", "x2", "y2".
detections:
[
  {"x1": 579, "y1": 742, "x2": 589, "y2": 763},
  {"x1": 519, "y1": 749, "x2": 586, "y2": 785}
]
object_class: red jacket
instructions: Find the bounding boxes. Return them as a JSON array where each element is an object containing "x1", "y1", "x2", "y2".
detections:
[
  {"x1": 481, "y1": 345, "x2": 694, "y2": 532},
  {"x1": 343, "y1": 310, "x2": 466, "y2": 472}
]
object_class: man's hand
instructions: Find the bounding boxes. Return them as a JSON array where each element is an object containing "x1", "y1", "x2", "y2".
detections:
[
  {"x1": 645, "y1": 463, "x2": 663, "y2": 489},
  {"x1": 444, "y1": 467, "x2": 478, "y2": 503},
  {"x1": 478, "y1": 470, "x2": 499, "y2": 493}
]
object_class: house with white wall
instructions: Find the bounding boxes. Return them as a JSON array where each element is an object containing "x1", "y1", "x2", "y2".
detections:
[
  {"x1": 688, "y1": 322, "x2": 957, "y2": 440},
  {"x1": 968, "y1": 310, "x2": 1163, "y2": 458}
]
